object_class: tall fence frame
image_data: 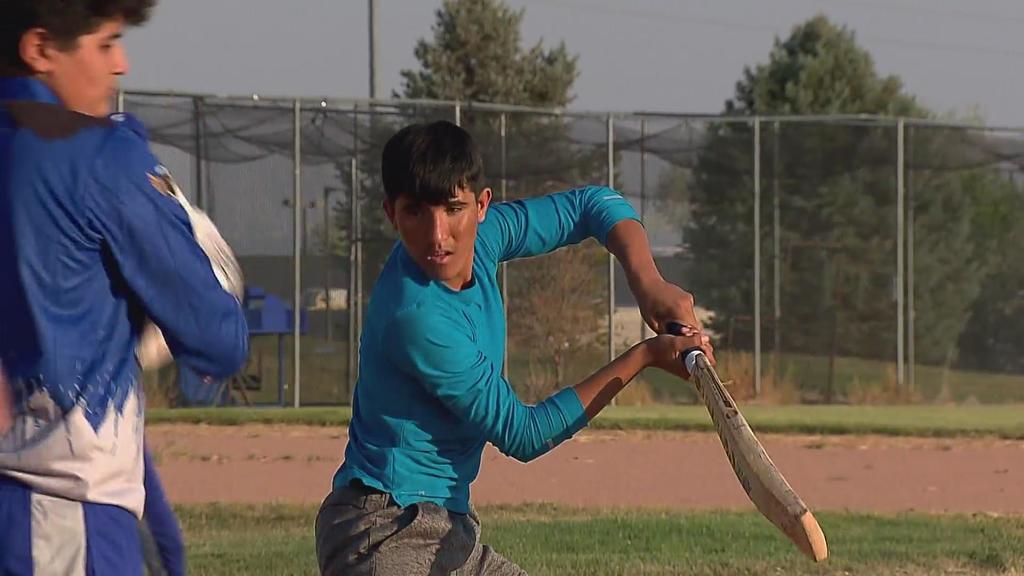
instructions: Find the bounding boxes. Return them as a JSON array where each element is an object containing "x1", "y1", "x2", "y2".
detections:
[{"x1": 121, "y1": 90, "x2": 1024, "y2": 407}]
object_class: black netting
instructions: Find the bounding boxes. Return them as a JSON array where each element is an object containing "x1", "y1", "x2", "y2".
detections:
[
  {"x1": 125, "y1": 93, "x2": 1024, "y2": 405},
  {"x1": 907, "y1": 126, "x2": 1024, "y2": 403}
]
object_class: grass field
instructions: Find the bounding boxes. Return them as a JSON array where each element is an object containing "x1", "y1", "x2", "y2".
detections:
[
  {"x1": 153, "y1": 337, "x2": 1024, "y2": 408},
  {"x1": 180, "y1": 503, "x2": 1024, "y2": 575},
  {"x1": 148, "y1": 404, "x2": 1024, "y2": 439},
  {"x1": 635, "y1": 354, "x2": 1024, "y2": 405}
]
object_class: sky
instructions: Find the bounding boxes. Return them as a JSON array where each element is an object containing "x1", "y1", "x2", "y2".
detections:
[{"x1": 123, "y1": 0, "x2": 1024, "y2": 125}]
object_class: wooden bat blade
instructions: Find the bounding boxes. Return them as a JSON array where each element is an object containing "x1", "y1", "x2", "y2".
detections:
[{"x1": 688, "y1": 352, "x2": 828, "y2": 562}]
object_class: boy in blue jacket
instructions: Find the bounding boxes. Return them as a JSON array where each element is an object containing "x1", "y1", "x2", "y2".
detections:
[{"x1": 0, "y1": 2, "x2": 248, "y2": 573}]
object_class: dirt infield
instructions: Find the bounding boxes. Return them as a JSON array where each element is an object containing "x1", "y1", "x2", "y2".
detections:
[{"x1": 148, "y1": 424, "x2": 1024, "y2": 515}]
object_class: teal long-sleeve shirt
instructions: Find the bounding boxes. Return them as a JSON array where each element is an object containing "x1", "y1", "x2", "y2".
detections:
[{"x1": 333, "y1": 186, "x2": 640, "y2": 513}]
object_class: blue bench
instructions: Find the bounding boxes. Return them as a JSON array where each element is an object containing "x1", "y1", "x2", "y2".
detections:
[{"x1": 177, "y1": 286, "x2": 307, "y2": 406}]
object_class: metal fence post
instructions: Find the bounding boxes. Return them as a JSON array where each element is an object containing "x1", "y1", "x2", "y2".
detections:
[
  {"x1": 293, "y1": 99, "x2": 303, "y2": 408},
  {"x1": 323, "y1": 186, "x2": 333, "y2": 342},
  {"x1": 348, "y1": 156, "x2": 358, "y2": 401},
  {"x1": 640, "y1": 118, "x2": 652, "y2": 342},
  {"x1": 906, "y1": 126, "x2": 915, "y2": 395},
  {"x1": 753, "y1": 117, "x2": 762, "y2": 398},
  {"x1": 606, "y1": 114, "x2": 615, "y2": 367},
  {"x1": 896, "y1": 118, "x2": 906, "y2": 393},
  {"x1": 347, "y1": 105, "x2": 360, "y2": 403},
  {"x1": 355, "y1": 143, "x2": 364, "y2": 386},
  {"x1": 193, "y1": 97, "x2": 206, "y2": 211},
  {"x1": 772, "y1": 121, "x2": 781, "y2": 390},
  {"x1": 500, "y1": 113, "x2": 509, "y2": 380},
  {"x1": 454, "y1": 102, "x2": 461, "y2": 127}
]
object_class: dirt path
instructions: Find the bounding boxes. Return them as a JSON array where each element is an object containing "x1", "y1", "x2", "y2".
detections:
[{"x1": 148, "y1": 424, "x2": 1024, "y2": 515}]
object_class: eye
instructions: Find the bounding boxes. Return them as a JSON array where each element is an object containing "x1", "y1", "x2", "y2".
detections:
[
  {"x1": 446, "y1": 205, "x2": 464, "y2": 214},
  {"x1": 100, "y1": 36, "x2": 122, "y2": 52}
]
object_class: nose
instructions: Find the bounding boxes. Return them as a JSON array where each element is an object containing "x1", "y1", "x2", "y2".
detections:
[
  {"x1": 427, "y1": 209, "x2": 450, "y2": 246},
  {"x1": 112, "y1": 44, "x2": 130, "y2": 76}
]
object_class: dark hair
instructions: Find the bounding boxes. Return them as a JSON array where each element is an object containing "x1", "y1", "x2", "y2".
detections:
[
  {"x1": 380, "y1": 121, "x2": 484, "y2": 205},
  {"x1": 1, "y1": 0, "x2": 156, "y2": 73}
]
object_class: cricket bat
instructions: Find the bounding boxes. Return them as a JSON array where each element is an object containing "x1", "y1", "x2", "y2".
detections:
[{"x1": 667, "y1": 322, "x2": 828, "y2": 562}]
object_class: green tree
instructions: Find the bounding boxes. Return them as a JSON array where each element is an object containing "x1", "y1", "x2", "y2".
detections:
[
  {"x1": 400, "y1": 0, "x2": 577, "y2": 107},
  {"x1": 392, "y1": 0, "x2": 608, "y2": 394},
  {"x1": 907, "y1": 130, "x2": 1024, "y2": 381},
  {"x1": 726, "y1": 15, "x2": 920, "y2": 116},
  {"x1": 672, "y1": 15, "x2": 1019, "y2": 400},
  {"x1": 954, "y1": 188, "x2": 1024, "y2": 375}
]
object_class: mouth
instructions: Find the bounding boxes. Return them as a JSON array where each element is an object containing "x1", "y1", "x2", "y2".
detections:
[{"x1": 425, "y1": 250, "x2": 453, "y2": 265}]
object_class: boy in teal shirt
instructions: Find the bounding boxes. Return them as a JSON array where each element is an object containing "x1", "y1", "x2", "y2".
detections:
[{"x1": 316, "y1": 121, "x2": 713, "y2": 575}]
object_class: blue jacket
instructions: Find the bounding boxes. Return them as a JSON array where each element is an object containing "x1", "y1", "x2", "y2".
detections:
[
  {"x1": 0, "y1": 77, "x2": 248, "y2": 416},
  {"x1": 0, "y1": 77, "x2": 248, "y2": 515}
]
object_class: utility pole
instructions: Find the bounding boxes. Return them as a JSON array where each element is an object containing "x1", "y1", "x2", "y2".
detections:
[{"x1": 369, "y1": 0, "x2": 380, "y2": 99}]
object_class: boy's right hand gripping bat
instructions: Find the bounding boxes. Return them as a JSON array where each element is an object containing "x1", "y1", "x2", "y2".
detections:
[{"x1": 667, "y1": 322, "x2": 828, "y2": 562}]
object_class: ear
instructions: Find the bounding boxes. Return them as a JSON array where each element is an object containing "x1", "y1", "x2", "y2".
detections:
[
  {"x1": 382, "y1": 199, "x2": 397, "y2": 228},
  {"x1": 19, "y1": 28, "x2": 59, "y2": 75},
  {"x1": 476, "y1": 187, "x2": 493, "y2": 223}
]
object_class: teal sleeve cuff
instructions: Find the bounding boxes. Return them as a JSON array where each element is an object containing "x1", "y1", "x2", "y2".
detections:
[
  {"x1": 546, "y1": 386, "x2": 590, "y2": 445},
  {"x1": 585, "y1": 187, "x2": 642, "y2": 246}
]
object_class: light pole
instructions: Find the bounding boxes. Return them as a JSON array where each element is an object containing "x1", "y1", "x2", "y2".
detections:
[{"x1": 369, "y1": 0, "x2": 380, "y2": 99}]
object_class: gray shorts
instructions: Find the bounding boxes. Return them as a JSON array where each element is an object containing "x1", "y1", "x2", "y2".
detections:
[{"x1": 315, "y1": 482, "x2": 526, "y2": 576}]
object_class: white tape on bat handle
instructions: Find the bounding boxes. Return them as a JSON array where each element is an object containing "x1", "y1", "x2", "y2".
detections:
[{"x1": 685, "y1": 349, "x2": 705, "y2": 375}]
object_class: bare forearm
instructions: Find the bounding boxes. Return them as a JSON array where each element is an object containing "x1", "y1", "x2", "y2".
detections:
[
  {"x1": 573, "y1": 342, "x2": 649, "y2": 421},
  {"x1": 606, "y1": 219, "x2": 662, "y2": 294},
  {"x1": 606, "y1": 218, "x2": 706, "y2": 339}
]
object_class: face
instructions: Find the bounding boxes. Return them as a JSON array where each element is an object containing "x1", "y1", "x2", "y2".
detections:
[
  {"x1": 385, "y1": 186, "x2": 492, "y2": 290},
  {"x1": 20, "y1": 19, "x2": 129, "y2": 117}
]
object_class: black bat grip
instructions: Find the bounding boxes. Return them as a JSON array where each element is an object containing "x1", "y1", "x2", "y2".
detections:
[{"x1": 665, "y1": 321, "x2": 705, "y2": 374}]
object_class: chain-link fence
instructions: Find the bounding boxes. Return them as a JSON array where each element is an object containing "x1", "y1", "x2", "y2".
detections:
[{"x1": 122, "y1": 91, "x2": 1024, "y2": 407}]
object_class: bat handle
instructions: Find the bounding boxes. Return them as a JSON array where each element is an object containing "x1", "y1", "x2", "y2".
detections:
[{"x1": 664, "y1": 322, "x2": 706, "y2": 375}]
